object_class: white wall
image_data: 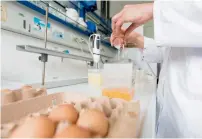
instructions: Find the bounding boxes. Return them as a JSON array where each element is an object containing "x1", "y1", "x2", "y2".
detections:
[
  {"x1": 1, "y1": 29, "x2": 88, "y2": 85},
  {"x1": 1, "y1": 1, "x2": 91, "y2": 87}
]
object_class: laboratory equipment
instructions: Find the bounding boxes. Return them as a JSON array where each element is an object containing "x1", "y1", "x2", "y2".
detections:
[
  {"x1": 65, "y1": 8, "x2": 79, "y2": 25},
  {"x1": 102, "y1": 62, "x2": 136, "y2": 101},
  {"x1": 77, "y1": 17, "x2": 87, "y2": 30},
  {"x1": 86, "y1": 20, "x2": 97, "y2": 33},
  {"x1": 1, "y1": 1, "x2": 116, "y2": 87},
  {"x1": 1, "y1": 1, "x2": 157, "y2": 138},
  {"x1": 88, "y1": 34, "x2": 101, "y2": 69},
  {"x1": 88, "y1": 69, "x2": 102, "y2": 87},
  {"x1": 79, "y1": 1, "x2": 97, "y2": 12}
]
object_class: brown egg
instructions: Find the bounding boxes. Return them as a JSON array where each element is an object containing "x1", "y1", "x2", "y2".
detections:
[
  {"x1": 49, "y1": 104, "x2": 78, "y2": 123},
  {"x1": 92, "y1": 134, "x2": 103, "y2": 138},
  {"x1": 77, "y1": 109, "x2": 109, "y2": 137},
  {"x1": 54, "y1": 125, "x2": 91, "y2": 138},
  {"x1": 10, "y1": 116, "x2": 56, "y2": 138}
]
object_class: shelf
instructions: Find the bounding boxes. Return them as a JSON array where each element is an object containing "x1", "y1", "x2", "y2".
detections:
[
  {"x1": 17, "y1": 1, "x2": 92, "y2": 36},
  {"x1": 90, "y1": 12, "x2": 112, "y2": 32},
  {"x1": 16, "y1": 45, "x2": 93, "y2": 61},
  {"x1": 17, "y1": 1, "x2": 112, "y2": 48}
]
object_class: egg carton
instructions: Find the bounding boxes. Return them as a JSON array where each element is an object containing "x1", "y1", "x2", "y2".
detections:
[
  {"x1": 1, "y1": 85, "x2": 47, "y2": 105},
  {"x1": 1, "y1": 96, "x2": 140, "y2": 138}
]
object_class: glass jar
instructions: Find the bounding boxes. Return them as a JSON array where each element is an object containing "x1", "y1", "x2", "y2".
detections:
[
  {"x1": 102, "y1": 62, "x2": 136, "y2": 101},
  {"x1": 88, "y1": 69, "x2": 102, "y2": 88}
]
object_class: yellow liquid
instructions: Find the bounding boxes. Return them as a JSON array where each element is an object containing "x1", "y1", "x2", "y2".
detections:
[
  {"x1": 88, "y1": 73, "x2": 102, "y2": 87},
  {"x1": 102, "y1": 88, "x2": 134, "y2": 101}
]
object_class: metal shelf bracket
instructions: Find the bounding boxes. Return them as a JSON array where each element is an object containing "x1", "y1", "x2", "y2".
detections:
[{"x1": 16, "y1": 45, "x2": 93, "y2": 62}]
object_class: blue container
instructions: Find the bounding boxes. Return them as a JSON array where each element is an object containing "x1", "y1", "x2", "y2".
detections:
[{"x1": 86, "y1": 21, "x2": 97, "y2": 33}]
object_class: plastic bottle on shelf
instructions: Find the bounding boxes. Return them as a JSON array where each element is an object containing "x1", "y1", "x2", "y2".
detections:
[
  {"x1": 65, "y1": 8, "x2": 79, "y2": 25},
  {"x1": 77, "y1": 17, "x2": 87, "y2": 30}
]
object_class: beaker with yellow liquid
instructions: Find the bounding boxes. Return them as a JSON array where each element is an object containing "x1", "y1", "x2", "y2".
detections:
[
  {"x1": 102, "y1": 87, "x2": 135, "y2": 101},
  {"x1": 102, "y1": 62, "x2": 136, "y2": 101}
]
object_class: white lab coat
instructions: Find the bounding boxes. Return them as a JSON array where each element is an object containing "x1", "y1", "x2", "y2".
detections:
[{"x1": 142, "y1": 1, "x2": 202, "y2": 137}]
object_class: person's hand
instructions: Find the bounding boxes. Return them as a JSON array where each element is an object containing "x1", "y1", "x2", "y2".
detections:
[
  {"x1": 110, "y1": 29, "x2": 125, "y2": 46},
  {"x1": 110, "y1": 29, "x2": 144, "y2": 49},
  {"x1": 112, "y1": 3, "x2": 153, "y2": 37}
]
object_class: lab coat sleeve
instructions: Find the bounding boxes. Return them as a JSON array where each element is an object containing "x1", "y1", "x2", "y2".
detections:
[
  {"x1": 154, "y1": 1, "x2": 202, "y2": 47},
  {"x1": 142, "y1": 37, "x2": 164, "y2": 63}
]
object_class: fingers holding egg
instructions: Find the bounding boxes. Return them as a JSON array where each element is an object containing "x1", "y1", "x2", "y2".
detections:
[{"x1": 113, "y1": 37, "x2": 124, "y2": 46}]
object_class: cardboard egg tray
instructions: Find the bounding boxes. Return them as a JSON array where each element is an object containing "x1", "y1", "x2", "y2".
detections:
[
  {"x1": 1, "y1": 86, "x2": 47, "y2": 105},
  {"x1": 1, "y1": 92, "x2": 140, "y2": 138}
]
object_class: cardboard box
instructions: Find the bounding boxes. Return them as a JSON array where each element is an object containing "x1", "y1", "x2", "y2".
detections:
[
  {"x1": 1, "y1": 92, "x2": 140, "y2": 138},
  {"x1": 1, "y1": 86, "x2": 47, "y2": 105}
]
